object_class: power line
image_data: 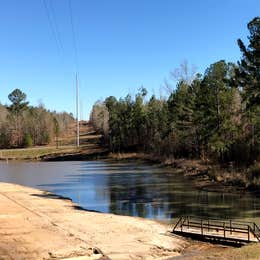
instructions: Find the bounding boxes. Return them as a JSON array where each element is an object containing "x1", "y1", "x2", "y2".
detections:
[
  {"x1": 68, "y1": 0, "x2": 79, "y2": 73},
  {"x1": 43, "y1": 0, "x2": 81, "y2": 145},
  {"x1": 76, "y1": 73, "x2": 79, "y2": 147},
  {"x1": 48, "y1": 0, "x2": 64, "y2": 54},
  {"x1": 68, "y1": 0, "x2": 80, "y2": 147},
  {"x1": 42, "y1": 0, "x2": 64, "y2": 60}
]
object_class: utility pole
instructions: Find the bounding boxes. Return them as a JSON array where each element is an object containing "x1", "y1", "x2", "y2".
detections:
[{"x1": 76, "y1": 73, "x2": 80, "y2": 147}]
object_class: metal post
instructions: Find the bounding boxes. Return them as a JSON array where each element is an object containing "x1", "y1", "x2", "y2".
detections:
[
  {"x1": 248, "y1": 225, "x2": 250, "y2": 241},
  {"x1": 224, "y1": 222, "x2": 226, "y2": 238},
  {"x1": 76, "y1": 73, "x2": 80, "y2": 147},
  {"x1": 230, "y1": 220, "x2": 232, "y2": 235},
  {"x1": 201, "y1": 219, "x2": 203, "y2": 235}
]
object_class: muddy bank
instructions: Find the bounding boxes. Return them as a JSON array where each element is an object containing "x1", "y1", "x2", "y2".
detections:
[
  {"x1": 0, "y1": 182, "x2": 186, "y2": 260},
  {"x1": 106, "y1": 152, "x2": 260, "y2": 194}
]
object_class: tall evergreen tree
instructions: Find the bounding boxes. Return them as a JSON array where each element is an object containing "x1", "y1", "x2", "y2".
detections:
[
  {"x1": 7, "y1": 88, "x2": 29, "y2": 114},
  {"x1": 236, "y1": 17, "x2": 260, "y2": 107},
  {"x1": 195, "y1": 61, "x2": 239, "y2": 160},
  {"x1": 167, "y1": 80, "x2": 196, "y2": 157},
  {"x1": 236, "y1": 17, "x2": 260, "y2": 158},
  {"x1": 7, "y1": 89, "x2": 29, "y2": 146}
]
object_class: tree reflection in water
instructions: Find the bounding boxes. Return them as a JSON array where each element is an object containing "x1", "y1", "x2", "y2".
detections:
[{"x1": 0, "y1": 160, "x2": 260, "y2": 224}]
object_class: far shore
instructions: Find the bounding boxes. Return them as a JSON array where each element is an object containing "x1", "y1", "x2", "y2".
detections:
[
  {"x1": 104, "y1": 152, "x2": 260, "y2": 194},
  {"x1": 1, "y1": 145, "x2": 259, "y2": 195},
  {"x1": 0, "y1": 122, "x2": 258, "y2": 195}
]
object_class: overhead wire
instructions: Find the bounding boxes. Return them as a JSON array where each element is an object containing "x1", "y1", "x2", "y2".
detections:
[
  {"x1": 43, "y1": 0, "x2": 80, "y2": 76},
  {"x1": 68, "y1": 0, "x2": 81, "y2": 143},
  {"x1": 68, "y1": 0, "x2": 79, "y2": 74},
  {"x1": 48, "y1": 0, "x2": 64, "y2": 54},
  {"x1": 42, "y1": 0, "x2": 82, "y2": 124},
  {"x1": 42, "y1": 0, "x2": 64, "y2": 61}
]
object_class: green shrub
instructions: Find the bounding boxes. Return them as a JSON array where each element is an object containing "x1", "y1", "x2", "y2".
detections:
[{"x1": 23, "y1": 133, "x2": 33, "y2": 147}]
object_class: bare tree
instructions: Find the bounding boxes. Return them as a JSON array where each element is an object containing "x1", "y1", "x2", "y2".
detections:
[
  {"x1": 170, "y1": 60, "x2": 197, "y2": 84},
  {"x1": 90, "y1": 101, "x2": 109, "y2": 137},
  {"x1": 163, "y1": 60, "x2": 197, "y2": 95}
]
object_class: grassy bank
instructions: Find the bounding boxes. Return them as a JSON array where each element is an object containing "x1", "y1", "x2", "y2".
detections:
[
  {"x1": 0, "y1": 146, "x2": 78, "y2": 160},
  {"x1": 0, "y1": 124, "x2": 106, "y2": 161}
]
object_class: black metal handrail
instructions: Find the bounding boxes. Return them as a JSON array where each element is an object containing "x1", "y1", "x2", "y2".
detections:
[
  {"x1": 184, "y1": 216, "x2": 256, "y2": 226},
  {"x1": 172, "y1": 216, "x2": 260, "y2": 243},
  {"x1": 173, "y1": 216, "x2": 183, "y2": 231}
]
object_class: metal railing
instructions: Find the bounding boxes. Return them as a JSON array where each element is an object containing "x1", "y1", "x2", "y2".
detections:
[{"x1": 173, "y1": 216, "x2": 260, "y2": 242}]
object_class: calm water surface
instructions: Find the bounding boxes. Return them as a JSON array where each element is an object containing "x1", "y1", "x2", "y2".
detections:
[{"x1": 0, "y1": 160, "x2": 260, "y2": 224}]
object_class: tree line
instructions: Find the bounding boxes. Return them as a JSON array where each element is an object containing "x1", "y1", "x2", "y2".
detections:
[
  {"x1": 90, "y1": 17, "x2": 260, "y2": 166},
  {"x1": 0, "y1": 89, "x2": 74, "y2": 148}
]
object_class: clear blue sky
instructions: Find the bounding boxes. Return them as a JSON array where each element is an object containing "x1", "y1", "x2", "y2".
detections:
[{"x1": 0, "y1": 0, "x2": 259, "y2": 119}]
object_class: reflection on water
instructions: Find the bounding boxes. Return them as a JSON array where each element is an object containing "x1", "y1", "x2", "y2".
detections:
[{"x1": 0, "y1": 160, "x2": 260, "y2": 224}]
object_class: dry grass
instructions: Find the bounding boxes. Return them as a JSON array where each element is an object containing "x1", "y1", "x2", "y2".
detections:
[
  {"x1": 0, "y1": 145, "x2": 78, "y2": 160},
  {"x1": 179, "y1": 243, "x2": 260, "y2": 260},
  {"x1": 206, "y1": 243, "x2": 260, "y2": 260}
]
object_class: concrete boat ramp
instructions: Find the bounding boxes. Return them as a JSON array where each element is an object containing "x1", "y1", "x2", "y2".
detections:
[{"x1": 0, "y1": 182, "x2": 185, "y2": 260}]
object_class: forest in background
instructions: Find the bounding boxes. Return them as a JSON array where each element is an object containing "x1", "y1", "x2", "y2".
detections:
[
  {"x1": 90, "y1": 17, "x2": 260, "y2": 179},
  {"x1": 0, "y1": 89, "x2": 74, "y2": 148}
]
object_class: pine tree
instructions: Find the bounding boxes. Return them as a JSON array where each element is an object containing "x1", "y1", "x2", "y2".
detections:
[
  {"x1": 236, "y1": 17, "x2": 260, "y2": 157},
  {"x1": 236, "y1": 17, "x2": 260, "y2": 108},
  {"x1": 167, "y1": 80, "x2": 196, "y2": 157},
  {"x1": 195, "y1": 61, "x2": 239, "y2": 160}
]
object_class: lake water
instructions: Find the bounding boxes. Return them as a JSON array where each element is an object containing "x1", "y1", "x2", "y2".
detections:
[{"x1": 1, "y1": 160, "x2": 260, "y2": 224}]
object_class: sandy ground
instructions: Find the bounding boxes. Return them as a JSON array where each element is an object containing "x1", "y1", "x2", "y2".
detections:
[{"x1": 0, "y1": 182, "x2": 186, "y2": 260}]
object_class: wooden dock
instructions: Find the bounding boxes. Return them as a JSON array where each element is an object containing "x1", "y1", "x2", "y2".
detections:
[{"x1": 172, "y1": 216, "x2": 260, "y2": 245}]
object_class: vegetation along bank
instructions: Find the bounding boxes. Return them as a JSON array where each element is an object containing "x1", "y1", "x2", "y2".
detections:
[{"x1": 90, "y1": 17, "x2": 260, "y2": 190}]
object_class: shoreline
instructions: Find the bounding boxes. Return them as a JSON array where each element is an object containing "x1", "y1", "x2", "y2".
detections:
[
  {"x1": 1, "y1": 148, "x2": 258, "y2": 195},
  {"x1": 105, "y1": 152, "x2": 259, "y2": 195},
  {"x1": 1, "y1": 182, "x2": 260, "y2": 260},
  {"x1": 0, "y1": 182, "x2": 186, "y2": 260}
]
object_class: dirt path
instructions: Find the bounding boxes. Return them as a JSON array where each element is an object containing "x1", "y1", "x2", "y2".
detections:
[{"x1": 0, "y1": 182, "x2": 186, "y2": 260}]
